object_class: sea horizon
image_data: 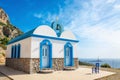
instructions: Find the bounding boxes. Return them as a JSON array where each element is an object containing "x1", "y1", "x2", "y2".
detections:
[{"x1": 79, "y1": 58, "x2": 120, "y2": 68}]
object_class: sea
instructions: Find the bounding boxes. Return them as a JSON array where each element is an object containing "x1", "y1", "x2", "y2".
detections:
[{"x1": 79, "y1": 58, "x2": 120, "y2": 68}]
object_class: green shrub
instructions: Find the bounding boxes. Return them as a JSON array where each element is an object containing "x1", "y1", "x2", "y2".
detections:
[
  {"x1": 79, "y1": 61, "x2": 94, "y2": 66},
  {"x1": 0, "y1": 22, "x2": 6, "y2": 26},
  {"x1": 0, "y1": 37, "x2": 10, "y2": 45},
  {"x1": 101, "y1": 63, "x2": 111, "y2": 68}
]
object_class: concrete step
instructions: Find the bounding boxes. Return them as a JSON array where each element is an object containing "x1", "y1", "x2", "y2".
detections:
[
  {"x1": 64, "y1": 66, "x2": 76, "y2": 71},
  {"x1": 39, "y1": 68, "x2": 54, "y2": 73}
]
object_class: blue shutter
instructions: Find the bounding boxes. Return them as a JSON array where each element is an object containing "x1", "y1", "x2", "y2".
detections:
[
  {"x1": 14, "y1": 45, "x2": 16, "y2": 58},
  {"x1": 18, "y1": 44, "x2": 21, "y2": 58},
  {"x1": 16, "y1": 45, "x2": 18, "y2": 58},
  {"x1": 12, "y1": 46, "x2": 14, "y2": 58},
  {"x1": 11, "y1": 46, "x2": 13, "y2": 58}
]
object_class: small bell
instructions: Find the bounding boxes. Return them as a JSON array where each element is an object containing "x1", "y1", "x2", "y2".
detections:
[{"x1": 56, "y1": 24, "x2": 60, "y2": 30}]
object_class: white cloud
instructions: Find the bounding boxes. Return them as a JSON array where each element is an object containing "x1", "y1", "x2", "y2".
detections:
[
  {"x1": 114, "y1": 4, "x2": 120, "y2": 9},
  {"x1": 107, "y1": 0, "x2": 116, "y2": 3},
  {"x1": 63, "y1": 0, "x2": 120, "y2": 58},
  {"x1": 33, "y1": 0, "x2": 120, "y2": 58},
  {"x1": 34, "y1": 13, "x2": 42, "y2": 18}
]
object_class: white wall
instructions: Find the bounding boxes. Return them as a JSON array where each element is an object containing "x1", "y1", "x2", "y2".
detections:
[
  {"x1": 60, "y1": 30, "x2": 77, "y2": 40},
  {"x1": 7, "y1": 25, "x2": 79, "y2": 59},
  {"x1": 7, "y1": 37, "x2": 78, "y2": 58},
  {"x1": 33, "y1": 25, "x2": 57, "y2": 37},
  {"x1": 31, "y1": 37, "x2": 78, "y2": 58},
  {"x1": 6, "y1": 37, "x2": 31, "y2": 58}
]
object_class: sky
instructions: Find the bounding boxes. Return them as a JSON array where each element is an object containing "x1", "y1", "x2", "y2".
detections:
[{"x1": 0, "y1": 0, "x2": 120, "y2": 59}]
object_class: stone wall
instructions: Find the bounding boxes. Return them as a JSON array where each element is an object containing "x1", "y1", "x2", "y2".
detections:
[
  {"x1": 30, "y1": 58, "x2": 40, "y2": 73},
  {"x1": 74, "y1": 58, "x2": 79, "y2": 68},
  {"x1": 6, "y1": 58, "x2": 79, "y2": 74},
  {"x1": 52, "y1": 58, "x2": 79, "y2": 71},
  {"x1": 6, "y1": 58, "x2": 31, "y2": 73},
  {"x1": 31, "y1": 58, "x2": 79, "y2": 73}
]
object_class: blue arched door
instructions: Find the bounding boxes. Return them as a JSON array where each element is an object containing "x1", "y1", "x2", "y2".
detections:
[
  {"x1": 66, "y1": 47, "x2": 71, "y2": 66},
  {"x1": 64, "y1": 42, "x2": 73, "y2": 67},
  {"x1": 42, "y1": 45, "x2": 49, "y2": 68},
  {"x1": 40, "y1": 40, "x2": 52, "y2": 69}
]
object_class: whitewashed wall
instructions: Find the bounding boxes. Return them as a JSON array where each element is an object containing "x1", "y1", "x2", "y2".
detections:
[
  {"x1": 33, "y1": 25, "x2": 57, "y2": 37},
  {"x1": 60, "y1": 30, "x2": 77, "y2": 40},
  {"x1": 7, "y1": 25, "x2": 79, "y2": 59},
  {"x1": 31, "y1": 37, "x2": 78, "y2": 58},
  {"x1": 6, "y1": 37, "x2": 31, "y2": 58}
]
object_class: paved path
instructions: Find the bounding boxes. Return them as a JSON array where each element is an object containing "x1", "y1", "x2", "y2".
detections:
[
  {"x1": 0, "y1": 73, "x2": 10, "y2": 80},
  {"x1": 0, "y1": 65, "x2": 115, "y2": 80}
]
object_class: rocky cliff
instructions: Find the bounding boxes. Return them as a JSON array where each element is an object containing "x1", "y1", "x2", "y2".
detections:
[
  {"x1": 0, "y1": 7, "x2": 23, "y2": 46},
  {"x1": 0, "y1": 7, "x2": 23, "y2": 63}
]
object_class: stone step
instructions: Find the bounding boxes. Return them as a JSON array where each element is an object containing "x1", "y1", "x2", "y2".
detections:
[
  {"x1": 39, "y1": 68, "x2": 54, "y2": 73},
  {"x1": 64, "y1": 66, "x2": 76, "y2": 71}
]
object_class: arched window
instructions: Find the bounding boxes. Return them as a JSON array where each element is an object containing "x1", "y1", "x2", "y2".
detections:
[
  {"x1": 12, "y1": 45, "x2": 15, "y2": 58},
  {"x1": 11, "y1": 46, "x2": 14, "y2": 58},
  {"x1": 11, "y1": 44, "x2": 21, "y2": 58},
  {"x1": 14, "y1": 45, "x2": 16, "y2": 58},
  {"x1": 18, "y1": 44, "x2": 21, "y2": 58}
]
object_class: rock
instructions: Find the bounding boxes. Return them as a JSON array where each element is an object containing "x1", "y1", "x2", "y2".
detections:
[{"x1": 0, "y1": 7, "x2": 9, "y2": 25}]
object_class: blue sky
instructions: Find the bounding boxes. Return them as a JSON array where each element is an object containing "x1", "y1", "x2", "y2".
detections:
[{"x1": 1, "y1": 0, "x2": 120, "y2": 58}]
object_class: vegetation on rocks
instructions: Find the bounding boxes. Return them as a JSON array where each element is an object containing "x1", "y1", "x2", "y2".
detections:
[
  {"x1": 0, "y1": 7, "x2": 23, "y2": 63},
  {"x1": 0, "y1": 22, "x2": 6, "y2": 26},
  {"x1": 79, "y1": 61, "x2": 94, "y2": 66},
  {"x1": 101, "y1": 63, "x2": 111, "y2": 68}
]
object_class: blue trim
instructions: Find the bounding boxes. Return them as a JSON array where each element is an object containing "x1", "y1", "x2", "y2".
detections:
[
  {"x1": 7, "y1": 33, "x2": 79, "y2": 45},
  {"x1": 7, "y1": 29, "x2": 35, "y2": 45},
  {"x1": 31, "y1": 34, "x2": 79, "y2": 42},
  {"x1": 40, "y1": 44, "x2": 42, "y2": 69},
  {"x1": 49, "y1": 42, "x2": 52, "y2": 68},
  {"x1": 40, "y1": 39, "x2": 52, "y2": 70},
  {"x1": 64, "y1": 42, "x2": 74, "y2": 67},
  {"x1": 64, "y1": 46, "x2": 66, "y2": 66}
]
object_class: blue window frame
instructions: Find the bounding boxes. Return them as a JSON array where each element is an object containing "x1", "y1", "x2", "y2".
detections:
[{"x1": 11, "y1": 44, "x2": 21, "y2": 58}]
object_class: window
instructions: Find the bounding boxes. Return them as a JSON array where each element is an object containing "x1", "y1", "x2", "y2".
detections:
[
  {"x1": 14, "y1": 45, "x2": 16, "y2": 58},
  {"x1": 11, "y1": 44, "x2": 21, "y2": 58},
  {"x1": 42, "y1": 49, "x2": 44, "y2": 56},
  {"x1": 11, "y1": 46, "x2": 14, "y2": 58},
  {"x1": 18, "y1": 44, "x2": 21, "y2": 58},
  {"x1": 42, "y1": 45, "x2": 48, "y2": 57},
  {"x1": 45, "y1": 48, "x2": 47, "y2": 56}
]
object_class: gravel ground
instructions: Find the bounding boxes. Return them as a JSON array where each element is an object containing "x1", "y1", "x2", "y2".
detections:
[
  {"x1": 80, "y1": 65, "x2": 120, "y2": 80},
  {"x1": 95, "y1": 68, "x2": 120, "y2": 80},
  {"x1": 0, "y1": 64, "x2": 119, "y2": 80},
  {"x1": 0, "y1": 72, "x2": 10, "y2": 80}
]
